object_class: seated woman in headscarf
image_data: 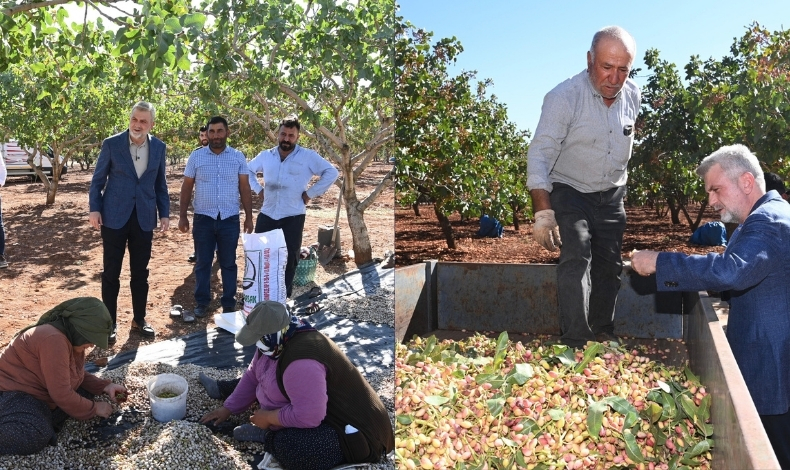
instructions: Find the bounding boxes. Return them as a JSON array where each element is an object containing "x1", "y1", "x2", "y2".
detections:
[
  {"x1": 200, "y1": 301, "x2": 394, "y2": 470},
  {"x1": 0, "y1": 297, "x2": 127, "y2": 455}
]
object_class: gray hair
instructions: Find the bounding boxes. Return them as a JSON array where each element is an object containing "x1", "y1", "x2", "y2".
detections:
[
  {"x1": 131, "y1": 101, "x2": 156, "y2": 122},
  {"x1": 589, "y1": 26, "x2": 636, "y2": 64},
  {"x1": 696, "y1": 144, "x2": 765, "y2": 192}
]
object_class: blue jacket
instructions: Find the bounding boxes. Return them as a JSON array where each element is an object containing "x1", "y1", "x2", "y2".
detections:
[
  {"x1": 656, "y1": 192, "x2": 790, "y2": 415},
  {"x1": 89, "y1": 130, "x2": 169, "y2": 231}
]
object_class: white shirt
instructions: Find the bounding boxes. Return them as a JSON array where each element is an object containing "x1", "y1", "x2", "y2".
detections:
[
  {"x1": 248, "y1": 145, "x2": 339, "y2": 220},
  {"x1": 129, "y1": 135, "x2": 150, "y2": 179}
]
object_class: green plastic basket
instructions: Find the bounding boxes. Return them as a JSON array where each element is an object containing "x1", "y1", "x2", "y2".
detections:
[{"x1": 294, "y1": 247, "x2": 318, "y2": 286}]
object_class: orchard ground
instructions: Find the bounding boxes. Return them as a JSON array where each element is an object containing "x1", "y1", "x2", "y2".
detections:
[
  {"x1": 395, "y1": 203, "x2": 726, "y2": 267},
  {"x1": 0, "y1": 161, "x2": 395, "y2": 363}
]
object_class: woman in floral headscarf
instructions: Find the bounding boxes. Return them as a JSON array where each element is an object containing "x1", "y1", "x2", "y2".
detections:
[
  {"x1": 0, "y1": 297, "x2": 127, "y2": 455},
  {"x1": 200, "y1": 301, "x2": 394, "y2": 470}
]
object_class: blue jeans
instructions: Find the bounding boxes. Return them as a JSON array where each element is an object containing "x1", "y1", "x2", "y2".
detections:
[
  {"x1": 193, "y1": 214, "x2": 240, "y2": 309},
  {"x1": 551, "y1": 183, "x2": 627, "y2": 347}
]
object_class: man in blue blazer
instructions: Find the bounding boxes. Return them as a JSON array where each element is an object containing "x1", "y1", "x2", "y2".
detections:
[
  {"x1": 89, "y1": 101, "x2": 170, "y2": 342},
  {"x1": 632, "y1": 144, "x2": 790, "y2": 468}
]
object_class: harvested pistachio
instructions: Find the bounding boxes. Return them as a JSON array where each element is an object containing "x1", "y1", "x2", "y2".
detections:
[{"x1": 396, "y1": 333, "x2": 713, "y2": 470}]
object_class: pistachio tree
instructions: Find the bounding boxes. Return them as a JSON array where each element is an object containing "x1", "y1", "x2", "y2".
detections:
[
  {"x1": 395, "y1": 23, "x2": 530, "y2": 248},
  {"x1": 190, "y1": 0, "x2": 395, "y2": 265}
]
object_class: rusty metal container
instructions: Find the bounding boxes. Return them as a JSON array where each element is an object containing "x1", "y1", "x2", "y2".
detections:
[{"x1": 395, "y1": 261, "x2": 780, "y2": 470}]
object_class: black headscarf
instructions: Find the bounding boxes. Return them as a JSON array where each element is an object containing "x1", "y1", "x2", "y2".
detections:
[{"x1": 15, "y1": 297, "x2": 112, "y2": 349}]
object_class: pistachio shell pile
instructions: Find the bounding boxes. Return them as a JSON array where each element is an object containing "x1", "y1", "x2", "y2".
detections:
[{"x1": 395, "y1": 333, "x2": 713, "y2": 470}]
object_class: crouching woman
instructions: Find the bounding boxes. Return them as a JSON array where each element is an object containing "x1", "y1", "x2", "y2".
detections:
[
  {"x1": 0, "y1": 297, "x2": 127, "y2": 455},
  {"x1": 200, "y1": 301, "x2": 394, "y2": 470}
]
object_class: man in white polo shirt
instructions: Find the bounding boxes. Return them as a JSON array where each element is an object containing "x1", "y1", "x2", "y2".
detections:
[{"x1": 247, "y1": 117, "x2": 339, "y2": 298}]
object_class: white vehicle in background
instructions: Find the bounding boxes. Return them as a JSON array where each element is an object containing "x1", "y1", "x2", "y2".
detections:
[{"x1": 1, "y1": 140, "x2": 67, "y2": 180}]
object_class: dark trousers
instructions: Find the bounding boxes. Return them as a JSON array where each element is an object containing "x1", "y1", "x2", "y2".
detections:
[
  {"x1": 265, "y1": 422, "x2": 345, "y2": 470},
  {"x1": 0, "y1": 388, "x2": 92, "y2": 455},
  {"x1": 101, "y1": 209, "x2": 153, "y2": 324},
  {"x1": 0, "y1": 193, "x2": 5, "y2": 256},
  {"x1": 551, "y1": 183, "x2": 627, "y2": 347},
  {"x1": 255, "y1": 213, "x2": 306, "y2": 298},
  {"x1": 193, "y1": 214, "x2": 240, "y2": 309},
  {"x1": 761, "y1": 410, "x2": 790, "y2": 469}
]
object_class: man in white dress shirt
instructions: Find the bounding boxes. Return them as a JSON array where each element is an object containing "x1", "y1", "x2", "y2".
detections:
[{"x1": 247, "y1": 117, "x2": 339, "y2": 298}]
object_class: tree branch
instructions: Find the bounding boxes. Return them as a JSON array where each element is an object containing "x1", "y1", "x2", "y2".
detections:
[{"x1": 357, "y1": 168, "x2": 394, "y2": 213}]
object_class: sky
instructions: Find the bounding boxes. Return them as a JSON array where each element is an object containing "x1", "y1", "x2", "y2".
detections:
[{"x1": 397, "y1": 1, "x2": 790, "y2": 135}]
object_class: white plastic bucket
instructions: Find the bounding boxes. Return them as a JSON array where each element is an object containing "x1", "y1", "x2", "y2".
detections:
[{"x1": 147, "y1": 373, "x2": 188, "y2": 422}]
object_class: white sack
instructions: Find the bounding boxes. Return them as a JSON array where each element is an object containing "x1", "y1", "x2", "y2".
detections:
[{"x1": 242, "y1": 229, "x2": 287, "y2": 314}]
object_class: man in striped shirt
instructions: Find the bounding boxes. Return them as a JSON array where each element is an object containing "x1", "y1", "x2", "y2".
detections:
[{"x1": 178, "y1": 116, "x2": 254, "y2": 318}]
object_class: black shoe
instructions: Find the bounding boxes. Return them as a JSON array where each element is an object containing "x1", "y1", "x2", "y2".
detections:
[
  {"x1": 0, "y1": 255, "x2": 7, "y2": 269},
  {"x1": 131, "y1": 320, "x2": 155, "y2": 338},
  {"x1": 108, "y1": 323, "x2": 117, "y2": 344},
  {"x1": 194, "y1": 304, "x2": 209, "y2": 318},
  {"x1": 188, "y1": 253, "x2": 196, "y2": 263},
  {"x1": 222, "y1": 305, "x2": 237, "y2": 313}
]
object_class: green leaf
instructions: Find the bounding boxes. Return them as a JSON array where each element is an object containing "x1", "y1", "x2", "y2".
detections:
[
  {"x1": 506, "y1": 363, "x2": 534, "y2": 385},
  {"x1": 548, "y1": 408, "x2": 565, "y2": 421},
  {"x1": 493, "y1": 331, "x2": 508, "y2": 369},
  {"x1": 396, "y1": 414, "x2": 412, "y2": 425},
  {"x1": 684, "y1": 365, "x2": 700, "y2": 384},
  {"x1": 475, "y1": 373, "x2": 504, "y2": 389},
  {"x1": 679, "y1": 395, "x2": 699, "y2": 419},
  {"x1": 574, "y1": 342, "x2": 603, "y2": 372},
  {"x1": 424, "y1": 396, "x2": 450, "y2": 406},
  {"x1": 645, "y1": 402, "x2": 663, "y2": 423},
  {"x1": 517, "y1": 418, "x2": 540, "y2": 435},
  {"x1": 587, "y1": 400, "x2": 607, "y2": 438},
  {"x1": 556, "y1": 348, "x2": 577, "y2": 367},
  {"x1": 603, "y1": 396, "x2": 639, "y2": 417},
  {"x1": 623, "y1": 410, "x2": 640, "y2": 431},
  {"x1": 176, "y1": 54, "x2": 191, "y2": 71},
  {"x1": 422, "y1": 336, "x2": 436, "y2": 356},
  {"x1": 661, "y1": 390, "x2": 677, "y2": 420},
  {"x1": 651, "y1": 424, "x2": 667, "y2": 447},
  {"x1": 685, "y1": 439, "x2": 712, "y2": 458},
  {"x1": 181, "y1": 13, "x2": 207, "y2": 29},
  {"x1": 623, "y1": 429, "x2": 646, "y2": 463},
  {"x1": 486, "y1": 397, "x2": 504, "y2": 417},
  {"x1": 514, "y1": 450, "x2": 528, "y2": 468},
  {"x1": 164, "y1": 17, "x2": 182, "y2": 34}
]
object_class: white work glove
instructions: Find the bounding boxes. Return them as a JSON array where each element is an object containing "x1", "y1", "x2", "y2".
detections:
[{"x1": 533, "y1": 209, "x2": 562, "y2": 252}]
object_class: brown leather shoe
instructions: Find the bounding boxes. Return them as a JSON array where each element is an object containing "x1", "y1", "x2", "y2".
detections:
[{"x1": 131, "y1": 320, "x2": 155, "y2": 338}]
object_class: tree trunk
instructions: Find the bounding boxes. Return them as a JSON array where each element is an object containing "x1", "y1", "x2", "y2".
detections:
[
  {"x1": 342, "y1": 169, "x2": 374, "y2": 266},
  {"x1": 687, "y1": 202, "x2": 709, "y2": 232},
  {"x1": 412, "y1": 202, "x2": 421, "y2": 216},
  {"x1": 667, "y1": 198, "x2": 682, "y2": 224},
  {"x1": 509, "y1": 201, "x2": 521, "y2": 231},
  {"x1": 46, "y1": 179, "x2": 58, "y2": 205},
  {"x1": 434, "y1": 203, "x2": 456, "y2": 249}
]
